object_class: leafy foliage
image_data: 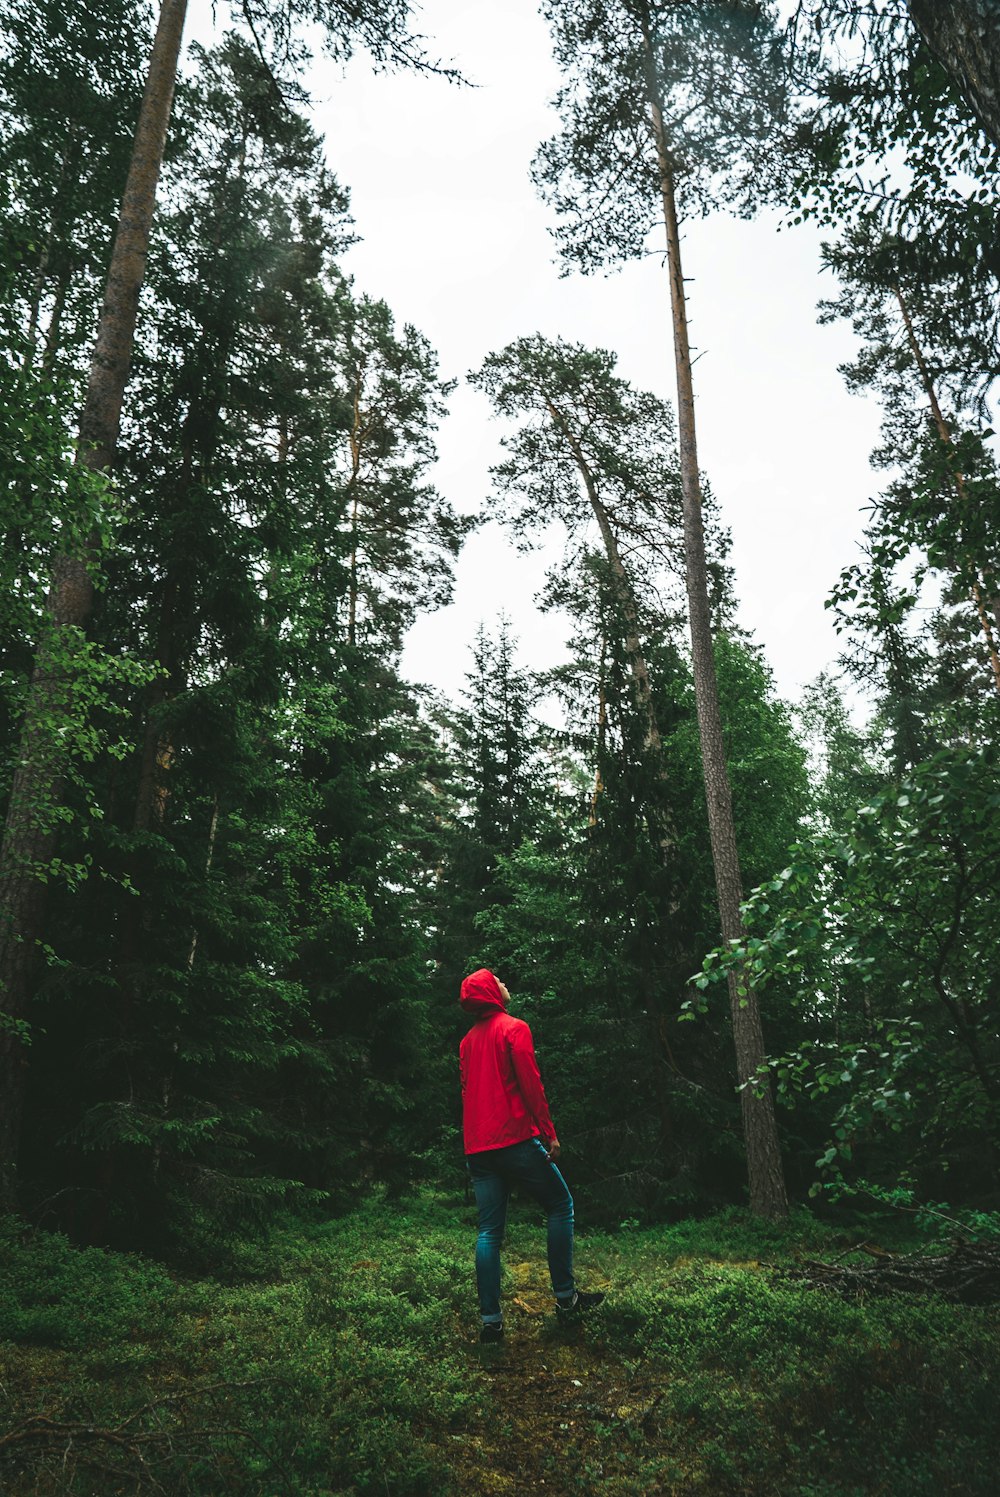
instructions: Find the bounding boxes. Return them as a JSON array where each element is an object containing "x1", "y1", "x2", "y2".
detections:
[{"x1": 696, "y1": 745, "x2": 1000, "y2": 1203}]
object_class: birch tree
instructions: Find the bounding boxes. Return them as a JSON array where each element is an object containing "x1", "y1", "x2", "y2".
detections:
[
  {"x1": 906, "y1": 0, "x2": 1000, "y2": 150},
  {"x1": 534, "y1": 0, "x2": 789, "y2": 1217}
]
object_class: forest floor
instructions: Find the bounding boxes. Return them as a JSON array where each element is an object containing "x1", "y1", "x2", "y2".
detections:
[{"x1": 2, "y1": 1190, "x2": 1000, "y2": 1495}]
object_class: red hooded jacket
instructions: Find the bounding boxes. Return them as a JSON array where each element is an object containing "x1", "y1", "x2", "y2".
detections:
[{"x1": 459, "y1": 969, "x2": 558, "y2": 1155}]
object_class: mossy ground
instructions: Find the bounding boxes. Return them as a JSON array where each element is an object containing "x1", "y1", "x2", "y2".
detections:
[{"x1": 1, "y1": 1193, "x2": 998, "y2": 1494}]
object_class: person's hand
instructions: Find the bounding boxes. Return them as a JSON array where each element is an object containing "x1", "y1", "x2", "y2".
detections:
[{"x1": 546, "y1": 1140, "x2": 561, "y2": 1161}]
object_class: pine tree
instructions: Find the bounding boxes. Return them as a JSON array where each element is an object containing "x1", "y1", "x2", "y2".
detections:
[
  {"x1": 470, "y1": 334, "x2": 695, "y2": 779},
  {"x1": 0, "y1": 0, "x2": 148, "y2": 374},
  {"x1": 7, "y1": 31, "x2": 470, "y2": 1244},
  {"x1": 818, "y1": 228, "x2": 1000, "y2": 716},
  {"x1": 534, "y1": 0, "x2": 789, "y2": 1217},
  {"x1": 333, "y1": 292, "x2": 473, "y2": 652}
]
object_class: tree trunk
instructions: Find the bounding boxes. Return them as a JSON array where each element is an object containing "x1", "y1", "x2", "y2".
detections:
[
  {"x1": 589, "y1": 636, "x2": 608, "y2": 827},
  {"x1": 642, "y1": 32, "x2": 788, "y2": 1220},
  {"x1": 346, "y1": 375, "x2": 366, "y2": 647},
  {"x1": 79, "y1": 0, "x2": 188, "y2": 475},
  {"x1": 41, "y1": 265, "x2": 71, "y2": 376},
  {"x1": 0, "y1": 0, "x2": 188, "y2": 1210},
  {"x1": 908, "y1": 0, "x2": 1000, "y2": 149}
]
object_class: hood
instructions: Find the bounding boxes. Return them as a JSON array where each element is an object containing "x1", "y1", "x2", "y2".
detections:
[{"x1": 459, "y1": 968, "x2": 507, "y2": 1017}]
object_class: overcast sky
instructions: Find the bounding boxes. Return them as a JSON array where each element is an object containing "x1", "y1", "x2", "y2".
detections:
[{"x1": 189, "y1": 0, "x2": 884, "y2": 711}]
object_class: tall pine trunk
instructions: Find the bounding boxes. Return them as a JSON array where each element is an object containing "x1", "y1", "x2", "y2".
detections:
[
  {"x1": 643, "y1": 38, "x2": 788, "y2": 1220},
  {"x1": 347, "y1": 376, "x2": 365, "y2": 647},
  {"x1": 0, "y1": 0, "x2": 188, "y2": 1208}
]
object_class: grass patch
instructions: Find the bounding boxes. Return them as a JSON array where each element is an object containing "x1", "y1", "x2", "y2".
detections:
[{"x1": 1, "y1": 1193, "x2": 998, "y2": 1494}]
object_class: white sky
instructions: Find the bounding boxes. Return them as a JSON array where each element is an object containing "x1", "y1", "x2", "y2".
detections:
[{"x1": 188, "y1": 0, "x2": 885, "y2": 710}]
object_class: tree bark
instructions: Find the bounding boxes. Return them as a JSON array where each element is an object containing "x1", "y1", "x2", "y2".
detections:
[
  {"x1": 347, "y1": 376, "x2": 365, "y2": 647},
  {"x1": 908, "y1": 0, "x2": 1000, "y2": 149},
  {"x1": 0, "y1": 0, "x2": 188, "y2": 1210},
  {"x1": 642, "y1": 24, "x2": 788, "y2": 1220},
  {"x1": 589, "y1": 635, "x2": 608, "y2": 827},
  {"x1": 78, "y1": 0, "x2": 188, "y2": 475}
]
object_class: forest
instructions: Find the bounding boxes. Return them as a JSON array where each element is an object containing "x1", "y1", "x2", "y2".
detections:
[{"x1": 1, "y1": 0, "x2": 999, "y2": 1492}]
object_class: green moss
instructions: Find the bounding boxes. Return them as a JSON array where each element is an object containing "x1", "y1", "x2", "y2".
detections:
[{"x1": 1, "y1": 1197, "x2": 998, "y2": 1495}]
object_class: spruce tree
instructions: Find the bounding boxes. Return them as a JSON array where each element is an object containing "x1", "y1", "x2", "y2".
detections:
[
  {"x1": 434, "y1": 618, "x2": 551, "y2": 991},
  {"x1": 7, "y1": 31, "x2": 471, "y2": 1243},
  {"x1": 0, "y1": 0, "x2": 453, "y2": 1209}
]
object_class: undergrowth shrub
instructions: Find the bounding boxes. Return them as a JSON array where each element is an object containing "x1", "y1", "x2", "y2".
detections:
[
  {"x1": 2, "y1": 1196, "x2": 999, "y2": 1495},
  {"x1": 0, "y1": 1217, "x2": 178, "y2": 1348},
  {"x1": 589, "y1": 1261, "x2": 1000, "y2": 1495}
]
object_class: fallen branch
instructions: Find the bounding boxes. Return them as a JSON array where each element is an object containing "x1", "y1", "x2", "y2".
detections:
[{"x1": 783, "y1": 1237, "x2": 1000, "y2": 1304}]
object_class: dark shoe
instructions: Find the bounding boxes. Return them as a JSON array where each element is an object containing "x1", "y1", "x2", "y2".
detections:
[
  {"x1": 556, "y1": 1289, "x2": 605, "y2": 1315},
  {"x1": 479, "y1": 1322, "x2": 504, "y2": 1344}
]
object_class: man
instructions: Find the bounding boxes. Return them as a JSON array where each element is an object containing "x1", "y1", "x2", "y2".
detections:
[{"x1": 459, "y1": 967, "x2": 604, "y2": 1343}]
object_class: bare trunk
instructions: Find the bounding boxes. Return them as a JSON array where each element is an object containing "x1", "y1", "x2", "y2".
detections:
[
  {"x1": 589, "y1": 636, "x2": 608, "y2": 827},
  {"x1": 78, "y1": 0, "x2": 187, "y2": 474},
  {"x1": 894, "y1": 285, "x2": 1000, "y2": 694},
  {"x1": 41, "y1": 266, "x2": 71, "y2": 376},
  {"x1": 154, "y1": 795, "x2": 220, "y2": 1175},
  {"x1": 24, "y1": 244, "x2": 52, "y2": 366},
  {"x1": 185, "y1": 793, "x2": 220, "y2": 974},
  {"x1": 643, "y1": 34, "x2": 787, "y2": 1219},
  {"x1": 0, "y1": 0, "x2": 188, "y2": 1209},
  {"x1": 347, "y1": 378, "x2": 364, "y2": 647}
]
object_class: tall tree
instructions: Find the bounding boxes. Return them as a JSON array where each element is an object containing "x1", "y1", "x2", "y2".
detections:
[
  {"x1": 534, "y1": 0, "x2": 789, "y2": 1216},
  {"x1": 10, "y1": 32, "x2": 351, "y2": 1243},
  {"x1": 6, "y1": 27, "x2": 473, "y2": 1245},
  {"x1": 0, "y1": 0, "x2": 150, "y2": 375},
  {"x1": 784, "y1": 6, "x2": 1000, "y2": 754},
  {"x1": 816, "y1": 227, "x2": 1000, "y2": 750},
  {"x1": 706, "y1": 741, "x2": 1000, "y2": 1206},
  {"x1": 433, "y1": 617, "x2": 552, "y2": 991},
  {"x1": 471, "y1": 334, "x2": 703, "y2": 777},
  {"x1": 0, "y1": 0, "x2": 452, "y2": 1208},
  {"x1": 787, "y1": 1, "x2": 1000, "y2": 402},
  {"x1": 333, "y1": 292, "x2": 472, "y2": 652},
  {"x1": 470, "y1": 579, "x2": 808, "y2": 1218}
]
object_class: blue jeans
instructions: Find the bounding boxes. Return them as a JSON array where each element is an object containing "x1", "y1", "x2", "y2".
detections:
[{"x1": 466, "y1": 1136, "x2": 575, "y2": 1324}]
